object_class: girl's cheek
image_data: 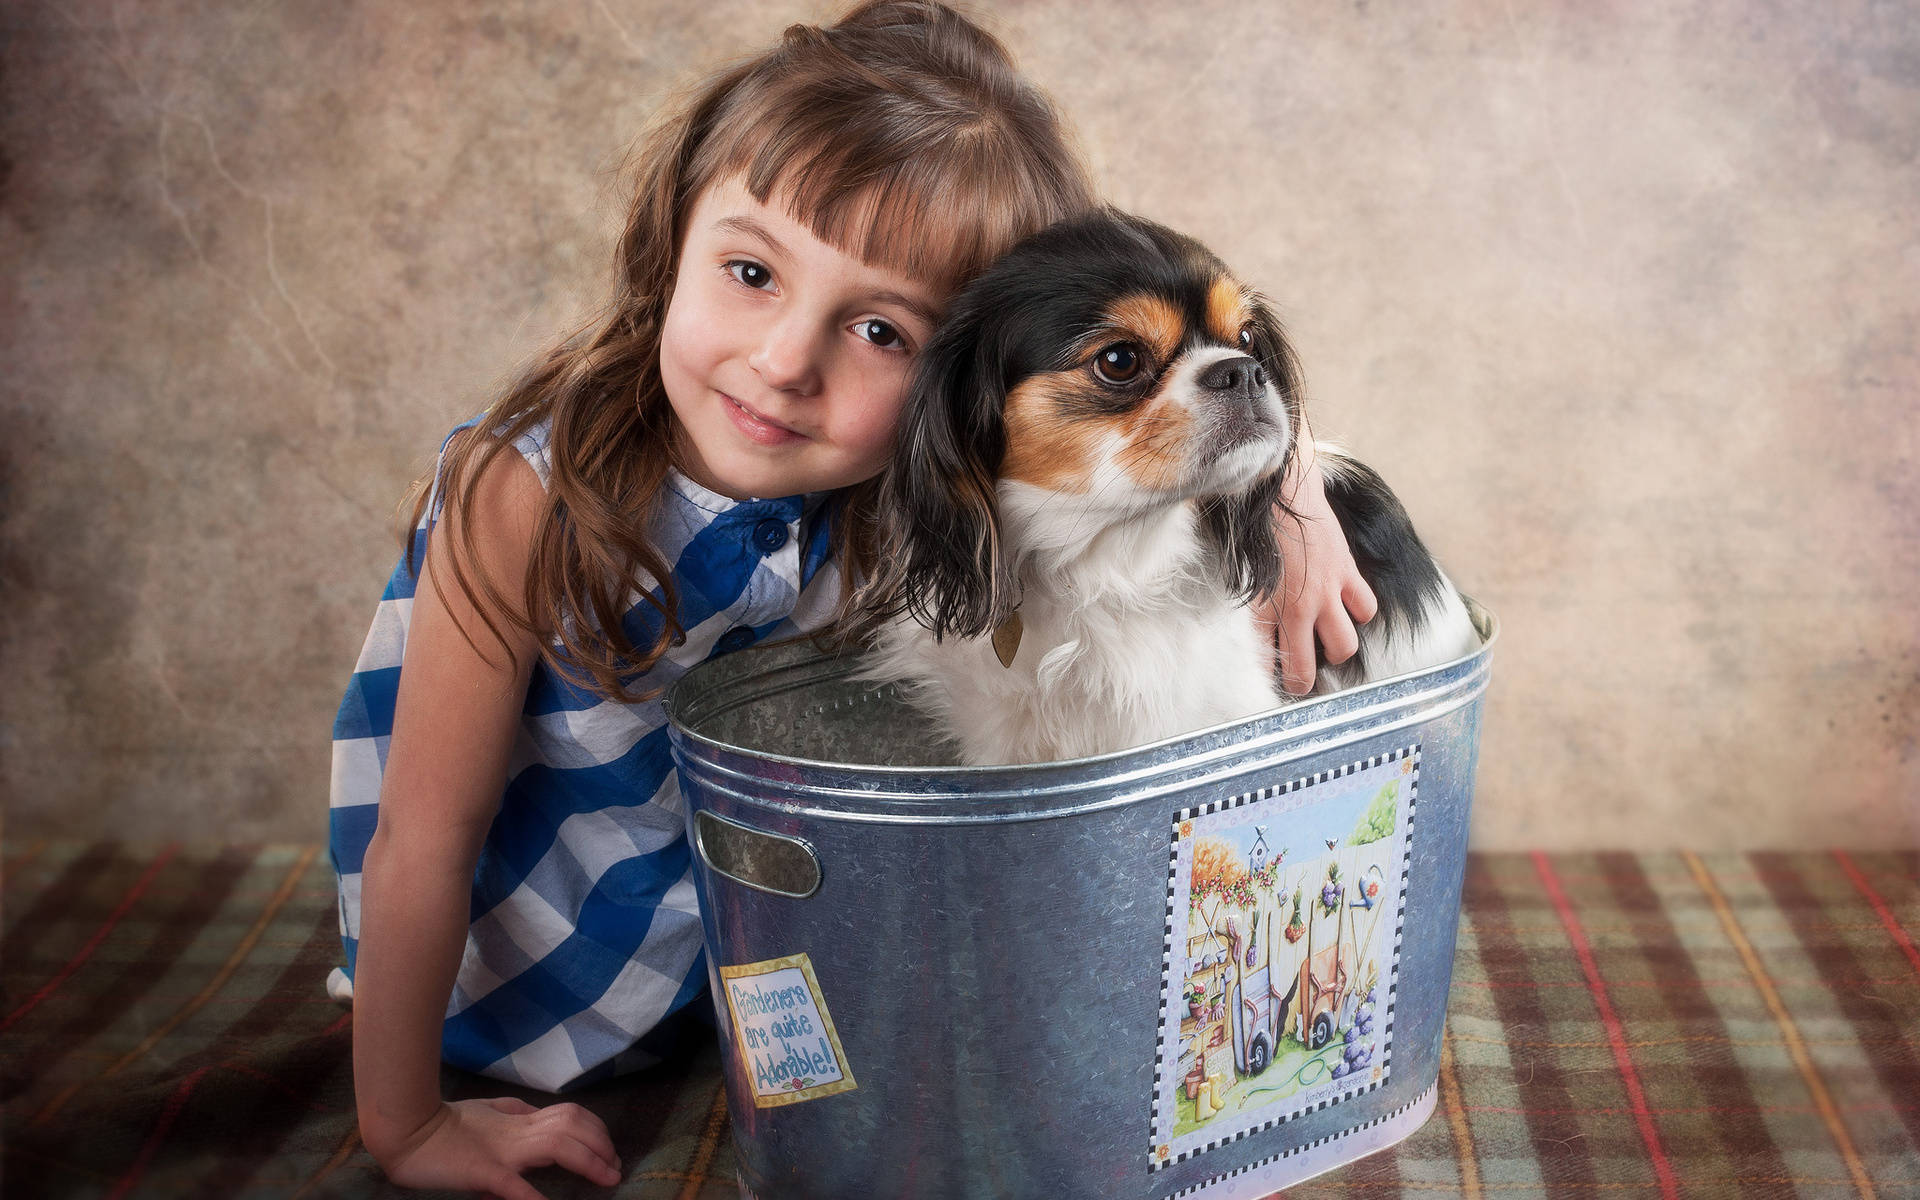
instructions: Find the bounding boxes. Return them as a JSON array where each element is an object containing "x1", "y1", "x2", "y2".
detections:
[
  {"x1": 845, "y1": 383, "x2": 909, "y2": 469},
  {"x1": 874, "y1": 374, "x2": 914, "y2": 437}
]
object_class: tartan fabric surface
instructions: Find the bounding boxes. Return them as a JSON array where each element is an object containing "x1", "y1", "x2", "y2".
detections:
[{"x1": 3, "y1": 844, "x2": 1915, "y2": 1198}]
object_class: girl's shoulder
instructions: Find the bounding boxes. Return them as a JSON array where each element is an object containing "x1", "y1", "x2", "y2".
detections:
[
  {"x1": 501, "y1": 417, "x2": 555, "y2": 492},
  {"x1": 416, "y1": 415, "x2": 551, "y2": 627},
  {"x1": 417, "y1": 414, "x2": 556, "y2": 552},
  {"x1": 433, "y1": 411, "x2": 554, "y2": 495}
]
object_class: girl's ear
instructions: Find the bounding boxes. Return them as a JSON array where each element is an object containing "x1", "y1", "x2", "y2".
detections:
[
  {"x1": 1201, "y1": 299, "x2": 1303, "y2": 604},
  {"x1": 861, "y1": 307, "x2": 1015, "y2": 641}
]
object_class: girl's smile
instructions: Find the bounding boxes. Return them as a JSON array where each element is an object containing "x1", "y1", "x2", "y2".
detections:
[
  {"x1": 660, "y1": 176, "x2": 943, "y2": 500},
  {"x1": 720, "y1": 391, "x2": 809, "y2": 446}
]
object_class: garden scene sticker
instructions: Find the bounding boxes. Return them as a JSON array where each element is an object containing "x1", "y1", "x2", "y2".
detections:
[
  {"x1": 719, "y1": 953, "x2": 857, "y2": 1107},
  {"x1": 1151, "y1": 749, "x2": 1416, "y2": 1169}
]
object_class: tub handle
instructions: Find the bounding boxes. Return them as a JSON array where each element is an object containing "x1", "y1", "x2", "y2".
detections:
[{"x1": 693, "y1": 811, "x2": 822, "y2": 900}]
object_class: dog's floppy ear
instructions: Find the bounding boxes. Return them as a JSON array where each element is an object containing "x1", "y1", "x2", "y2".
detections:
[
  {"x1": 1199, "y1": 298, "x2": 1304, "y2": 604},
  {"x1": 855, "y1": 302, "x2": 1016, "y2": 642}
]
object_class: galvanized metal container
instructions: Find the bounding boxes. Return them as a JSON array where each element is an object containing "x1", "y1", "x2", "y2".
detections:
[{"x1": 664, "y1": 602, "x2": 1496, "y2": 1199}]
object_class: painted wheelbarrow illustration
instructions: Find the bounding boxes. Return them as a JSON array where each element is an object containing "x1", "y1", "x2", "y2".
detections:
[
  {"x1": 1296, "y1": 875, "x2": 1360, "y2": 1051},
  {"x1": 1229, "y1": 908, "x2": 1296, "y2": 1076}
]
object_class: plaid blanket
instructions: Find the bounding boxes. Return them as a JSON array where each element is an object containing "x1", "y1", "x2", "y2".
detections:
[{"x1": 4, "y1": 844, "x2": 1915, "y2": 1198}]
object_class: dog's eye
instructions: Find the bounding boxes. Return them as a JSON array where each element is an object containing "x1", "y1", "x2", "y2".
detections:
[
  {"x1": 1092, "y1": 343, "x2": 1145, "y2": 385},
  {"x1": 1238, "y1": 327, "x2": 1254, "y2": 349}
]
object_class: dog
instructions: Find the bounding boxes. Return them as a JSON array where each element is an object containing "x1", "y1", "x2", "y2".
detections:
[{"x1": 848, "y1": 209, "x2": 1478, "y2": 765}]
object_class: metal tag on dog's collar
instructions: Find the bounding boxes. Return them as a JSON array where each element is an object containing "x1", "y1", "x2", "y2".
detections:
[{"x1": 991, "y1": 612, "x2": 1023, "y2": 668}]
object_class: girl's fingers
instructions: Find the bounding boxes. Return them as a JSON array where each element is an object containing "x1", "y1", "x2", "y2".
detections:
[
  {"x1": 546, "y1": 1104, "x2": 620, "y2": 1176},
  {"x1": 1316, "y1": 608, "x2": 1360, "y2": 665},
  {"x1": 541, "y1": 1102, "x2": 616, "y2": 1156},
  {"x1": 562, "y1": 1131, "x2": 625, "y2": 1185},
  {"x1": 1342, "y1": 575, "x2": 1379, "y2": 624},
  {"x1": 513, "y1": 1104, "x2": 620, "y2": 1181},
  {"x1": 516, "y1": 1131, "x2": 623, "y2": 1188},
  {"x1": 569, "y1": 1114, "x2": 621, "y2": 1174}
]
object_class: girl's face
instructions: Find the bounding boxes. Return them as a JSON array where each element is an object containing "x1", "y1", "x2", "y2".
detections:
[{"x1": 660, "y1": 176, "x2": 945, "y2": 501}]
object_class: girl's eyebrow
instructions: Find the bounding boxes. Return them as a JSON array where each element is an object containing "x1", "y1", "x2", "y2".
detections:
[
  {"x1": 867, "y1": 289, "x2": 939, "y2": 329},
  {"x1": 714, "y1": 215, "x2": 789, "y2": 257},
  {"x1": 711, "y1": 215, "x2": 937, "y2": 327}
]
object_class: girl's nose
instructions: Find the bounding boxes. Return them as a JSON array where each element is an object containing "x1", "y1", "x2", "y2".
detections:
[{"x1": 748, "y1": 316, "x2": 823, "y2": 395}]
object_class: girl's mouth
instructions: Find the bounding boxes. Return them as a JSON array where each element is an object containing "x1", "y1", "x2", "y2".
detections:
[{"x1": 722, "y1": 392, "x2": 807, "y2": 446}]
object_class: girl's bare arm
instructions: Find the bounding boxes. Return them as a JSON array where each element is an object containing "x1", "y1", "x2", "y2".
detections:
[
  {"x1": 1254, "y1": 424, "x2": 1378, "y2": 696},
  {"x1": 351, "y1": 451, "x2": 622, "y2": 1198}
]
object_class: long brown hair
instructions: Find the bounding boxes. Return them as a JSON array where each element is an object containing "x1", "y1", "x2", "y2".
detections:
[{"x1": 408, "y1": 0, "x2": 1095, "y2": 702}]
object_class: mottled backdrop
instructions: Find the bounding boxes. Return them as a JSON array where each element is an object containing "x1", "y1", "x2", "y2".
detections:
[{"x1": 3, "y1": 1, "x2": 1916, "y2": 848}]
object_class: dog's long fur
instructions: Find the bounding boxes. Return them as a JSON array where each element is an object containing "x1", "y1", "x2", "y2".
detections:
[{"x1": 848, "y1": 210, "x2": 1478, "y2": 765}]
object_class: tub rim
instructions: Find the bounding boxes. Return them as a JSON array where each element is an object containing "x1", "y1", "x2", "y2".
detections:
[{"x1": 664, "y1": 598, "x2": 1497, "y2": 824}]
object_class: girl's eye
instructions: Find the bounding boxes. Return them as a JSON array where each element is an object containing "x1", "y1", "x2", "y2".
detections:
[
  {"x1": 1093, "y1": 342, "x2": 1146, "y2": 385},
  {"x1": 1238, "y1": 327, "x2": 1254, "y2": 349},
  {"x1": 727, "y1": 260, "x2": 773, "y2": 290},
  {"x1": 855, "y1": 318, "x2": 905, "y2": 350}
]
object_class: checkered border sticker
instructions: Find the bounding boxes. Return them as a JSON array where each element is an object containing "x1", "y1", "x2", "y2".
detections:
[{"x1": 1149, "y1": 746, "x2": 1419, "y2": 1172}]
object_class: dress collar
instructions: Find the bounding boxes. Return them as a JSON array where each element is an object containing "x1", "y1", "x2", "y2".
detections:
[{"x1": 663, "y1": 467, "x2": 833, "y2": 525}]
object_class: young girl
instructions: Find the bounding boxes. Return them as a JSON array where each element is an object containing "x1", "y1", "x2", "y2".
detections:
[{"x1": 328, "y1": 3, "x2": 1370, "y2": 1194}]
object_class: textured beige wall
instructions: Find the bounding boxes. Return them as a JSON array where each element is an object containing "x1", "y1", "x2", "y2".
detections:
[{"x1": 3, "y1": 1, "x2": 1915, "y2": 848}]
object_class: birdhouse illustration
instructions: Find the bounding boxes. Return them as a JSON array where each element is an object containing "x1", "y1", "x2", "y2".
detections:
[{"x1": 1249, "y1": 825, "x2": 1270, "y2": 875}]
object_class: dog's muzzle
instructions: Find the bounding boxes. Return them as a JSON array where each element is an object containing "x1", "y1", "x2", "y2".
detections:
[
  {"x1": 1198, "y1": 354, "x2": 1267, "y2": 403},
  {"x1": 1196, "y1": 353, "x2": 1283, "y2": 457}
]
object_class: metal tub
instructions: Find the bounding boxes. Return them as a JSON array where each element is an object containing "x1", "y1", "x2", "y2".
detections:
[{"x1": 664, "y1": 602, "x2": 1496, "y2": 1199}]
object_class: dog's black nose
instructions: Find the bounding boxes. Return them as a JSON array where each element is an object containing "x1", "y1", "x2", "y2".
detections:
[{"x1": 1198, "y1": 355, "x2": 1267, "y2": 400}]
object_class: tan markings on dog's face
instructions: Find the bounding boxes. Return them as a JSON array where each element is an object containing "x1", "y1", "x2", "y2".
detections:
[
  {"x1": 1091, "y1": 293, "x2": 1185, "y2": 364},
  {"x1": 1111, "y1": 382, "x2": 1194, "y2": 492},
  {"x1": 1205, "y1": 276, "x2": 1251, "y2": 347},
  {"x1": 1000, "y1": 373, "x2": 1108, "y2": 493},
  {"x1": 1000, "y1": 369, "x2": 1198, "y2": 496},
  {"x1": 1002, "y1": 290, "x2": 1223, "y2": 497}
]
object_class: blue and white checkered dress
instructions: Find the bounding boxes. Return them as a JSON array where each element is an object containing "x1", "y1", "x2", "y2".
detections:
[{"x1": 328, "y1": 417, "x2": 841, "y2": 1091}]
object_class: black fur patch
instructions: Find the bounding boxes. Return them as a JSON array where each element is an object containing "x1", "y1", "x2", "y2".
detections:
[{"x1": 1315, "y1": 453, "x2": 1450, "y2": 675}]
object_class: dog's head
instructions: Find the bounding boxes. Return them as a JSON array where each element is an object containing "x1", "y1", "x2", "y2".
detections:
[{"x1": 861, "y1": 208, "x2": 1304, "y2": 641}]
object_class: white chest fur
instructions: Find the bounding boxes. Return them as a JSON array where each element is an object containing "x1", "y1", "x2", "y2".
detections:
[{"x1": 865, "y1": 501, "x2": 1282, "y2": 765}]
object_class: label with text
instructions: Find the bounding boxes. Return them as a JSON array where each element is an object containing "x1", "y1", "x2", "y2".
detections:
[{"x1": 719, "y1": 953, "x2": 856, "y2": 1107}]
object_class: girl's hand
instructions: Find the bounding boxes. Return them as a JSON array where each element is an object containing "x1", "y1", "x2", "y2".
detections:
[
  {"x1": 1254, "y1": 444, "x2": 1377, "y2": 696},
  {"x1": 375, "y1": 1097, "x2": 622, "y2": 1199}
]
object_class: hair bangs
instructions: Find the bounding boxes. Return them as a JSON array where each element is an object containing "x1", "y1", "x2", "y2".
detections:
[
  {"x1": 694, "y1": 68, "x2": 1080, "y2": 298},
  {"x1": 776, "y1": 151, "x2": 1029, "y2": 297}
]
